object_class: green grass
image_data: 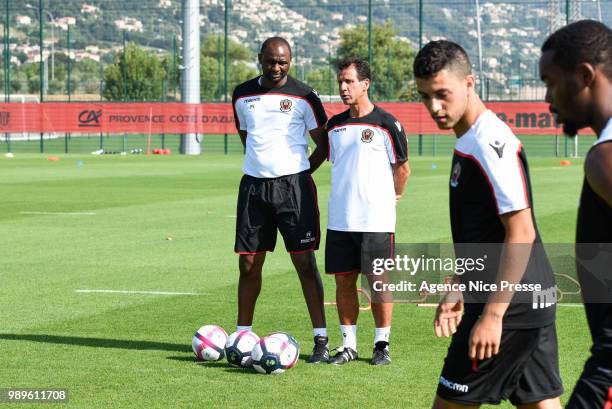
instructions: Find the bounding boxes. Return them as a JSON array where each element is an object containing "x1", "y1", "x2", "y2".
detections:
[{"x1": 0, "y1": 153, "x2": 590, "y2": 408}]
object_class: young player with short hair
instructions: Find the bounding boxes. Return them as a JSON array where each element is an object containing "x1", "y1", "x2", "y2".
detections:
[{"x1": 415, "y1": 40, "x2": 561, "y2": 409}]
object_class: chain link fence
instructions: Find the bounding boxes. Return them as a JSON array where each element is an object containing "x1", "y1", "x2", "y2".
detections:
[{"x1": 1, "y1": 0, "x2": 610, "y2": 155}]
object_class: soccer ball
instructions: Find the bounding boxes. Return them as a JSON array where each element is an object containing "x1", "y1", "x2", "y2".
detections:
[
  {"x1": 225, "y1": 330, "x2": 260, "y2": 368},
  {"x1": 192, "y1": 325, "x2": 228, "y2": 361},
  {"x1": 267, "y1": 331, "x2": 299, "y2": 346},
  {"x1": 251, "y1": 333, "x2": 300, "y2": 374}
]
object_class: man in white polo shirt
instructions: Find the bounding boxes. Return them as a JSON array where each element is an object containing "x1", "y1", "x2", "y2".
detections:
[
  {"x1": 231, "y1": 37, "x2": 329, "y2": 363},
  {"x1": 325, "y1": 57, "x2": 410, "y2": 366}
]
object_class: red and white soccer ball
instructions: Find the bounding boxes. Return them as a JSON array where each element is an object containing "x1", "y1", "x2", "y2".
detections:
[
  {"x1": 224, "y1": 330, "x2": 260, "y2": 368},
  {"x1": 192, "y1": 325, "x2": 228, "y2": 361},
  {"x1": 251, "y1": 332, "x2": 300, "y2": 374}
]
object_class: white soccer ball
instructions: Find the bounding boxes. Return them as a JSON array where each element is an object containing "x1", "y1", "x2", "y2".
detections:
[
  {"x1": 251, "y1": 333, "x2": 300, "y2": 374},
  {"x1": 225, "y1": 330, "x2": 260, "y2": 368},
  {"x1": 192, "y1": 325, "x2": 228, "y2": 361}
]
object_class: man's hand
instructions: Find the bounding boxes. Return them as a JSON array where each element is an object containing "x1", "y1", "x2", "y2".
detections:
[
  {"x1": 434, "y1": 291, "x2": 464, "y2": 337},
  {"x1": 308, "y1": 127, "x2": 328, "y2": 173},
  {"x1": 468, "y1": 311, "x2": 502, "y2": 360}
]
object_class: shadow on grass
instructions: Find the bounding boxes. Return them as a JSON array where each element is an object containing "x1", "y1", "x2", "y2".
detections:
[
  {"x1": 166, "y1": 356, "x2": 263, "y2": 374},
  {"x1": 0, "y1": 333, "x2": 191, "y2": 353},
  {"x1": 166, "y1": 356, "x2": 230, "y2": 368},
  {"x1": 298, "y1": 352, "x2": 373, "y2": 365}
]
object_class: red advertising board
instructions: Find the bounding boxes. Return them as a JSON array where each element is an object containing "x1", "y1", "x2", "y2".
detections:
[{"x1": 0, "y1": 102, "x2": 584, "y2": 135}]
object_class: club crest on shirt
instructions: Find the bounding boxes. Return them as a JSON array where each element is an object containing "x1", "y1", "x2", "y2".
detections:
[
  {"x1": 450, "y1": 162, "x2": 461, "y2": 188},
  {"x1": 361, "y1": 128, "x2": 374, "y2": 143},
  {"x1": 280, "y1": 99, "x2": 293, "y2": 112}
]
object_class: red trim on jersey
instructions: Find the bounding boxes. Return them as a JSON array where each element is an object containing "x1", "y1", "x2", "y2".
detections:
[
  {"x1": 604, "y1": 386, "x2": 612, "y2": 409},
  {"x1": 326, "y1": 269, "x2": 360, "y2": 275},
  {"x1": 454, "y1": 147, "x2": 530, "y2": 215},
  {"x1": 307, "y1": 174, "x2": 321, "y2": 250},
  {"x1": 234, "y1": 92, "x2": 323, "y2": 128},
  {"x1": 454, "y1": 149, "x2": 501, "y2": 214},
  {"x1": 471, "y1": 358, "x2": 479, "y2": 372},
  {"x1": 516, "y1": 144, "x2": 530, "y2": 207},
  {"x1": 327, "y1": 122, "x2": 397, "y2": 162}
]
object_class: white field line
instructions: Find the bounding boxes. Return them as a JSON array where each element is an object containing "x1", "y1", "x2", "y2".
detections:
[
  {"x1": 75, "y1": 289, "x2": 205, "y2": 296},
  {"x1": 20, "y1": 211, "x2": 96, "y2": 216}
]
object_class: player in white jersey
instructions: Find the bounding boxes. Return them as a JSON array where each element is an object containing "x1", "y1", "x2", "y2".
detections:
[
  {"x1": 415, "y1": 40, "x2": 561, "y2": 408},
  {"x1": 539, "y1": 20, "x2": 612, "y2": 409},
  {"x1": 231, "y1": 37, "x2": 329, "y2": 363},
  {"x1": 325, "y1": 57, "x2": 410, "y2": 366}
]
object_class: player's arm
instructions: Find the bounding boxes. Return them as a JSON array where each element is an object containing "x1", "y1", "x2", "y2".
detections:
[
  {"x1": 392, "y1": 160, "x2": 410, "y2": 201},
  {"x1": 468, "y1": 208, "x2": 535, "y2": 360},
  {"x1": 238, "y1": 130, "x2": 247, "y2": 149},
  {"x1": 385, "y1": 116, "x2": 410, "y2": 200},
  {"x1": 232, "y1": 90, "x2": 248, "y2": 149},
  {"x1": 308, "y1": 127, "x2": 328, "y2": 173},
  {"x1": 585, "y1": 142, "x2": 612, "y2": 206}
]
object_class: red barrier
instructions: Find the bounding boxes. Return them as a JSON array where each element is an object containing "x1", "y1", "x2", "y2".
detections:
[{"x1": 0, "y1": 102, "x2": 588, "y2": 135}]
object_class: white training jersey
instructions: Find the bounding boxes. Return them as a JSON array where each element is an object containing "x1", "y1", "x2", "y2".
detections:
[
  {"x1": 326, "y1": 106, "x2": 408, "y2": 232},
  {"x1": 449, "y1": 110, "x2": 556, "y2": 329},
  {"x1": 594, "y1": 117, "x2": 612, "y2": 146},
  {"x1": 451, "y1": 109, "x2": 529, "y2": 223},
  {"x1": 232, "y1": 76, "x2": 327, "y2": 178}
]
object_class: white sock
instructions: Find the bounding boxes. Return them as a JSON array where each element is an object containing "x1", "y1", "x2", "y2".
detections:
[
  {"x1": 340, "y1": 324, "x2": 357, "y2": 351},
  {"x1": 236, "y1": 325, "x2": 252, "y2": 332},
  {"x1": 313, "y1": 328, "x2": 327, "y2": 338},
  {"x1": 374, "y1": 326, "x2": 391, "y2": 344}
]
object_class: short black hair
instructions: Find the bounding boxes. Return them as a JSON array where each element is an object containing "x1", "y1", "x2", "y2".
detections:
[
  {"x1": 337, "y1": 57, "x2": 371, "y2": 81},
  {"x1": 542, "y1": 20, "x2": 612, "y2": 79},
  {"x1": 413, "y1": 40, "x2": 472, "y2": 79},
  {"x1": 260, "y1": 37, "x2": 292, "y2": 57}
]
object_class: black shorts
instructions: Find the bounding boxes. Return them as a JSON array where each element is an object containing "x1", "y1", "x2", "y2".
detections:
[
  {"x1": 566, "y1": 355, "x2": 612, "y2": 409},
  {"x1": 234, "y1": 171, "x2": 320, "y2": 254},
  {"x1": 436, "y1": 314, "x2": 563, "y2": 405},
  {"x1": 325, "y1": 230, "x2": 394, "y2": 274}
]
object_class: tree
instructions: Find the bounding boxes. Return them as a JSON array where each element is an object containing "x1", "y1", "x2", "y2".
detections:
[
  {"x1": 73, "y1": 58, "x2": 103, "y2": 95},
  {"x1": 102, "y1": 43, "x2": 166, "y2": 101},
  {"x1": 306, "y1": 67, "x2": 335, "y2": 99},
  {"x1": 336, "y1": 21, "x2": 418, "y2": 101},
  {"x1": 198, "y1": 35, "x2": 257, "y2": 102}
]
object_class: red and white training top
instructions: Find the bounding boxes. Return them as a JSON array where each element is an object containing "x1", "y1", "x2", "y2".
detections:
[
  {"x1": 450, "y1": 109, "x2": 532, "y2": 242},
  {"x1": 232, "y1": 76, "x2": 327, "y2": 178},
  {"x1": 449, "y1": 109, "x2": 556, "y2": 329},
  {"x1": 326, "y1": 106, "x2": 408, "y2": 232}
]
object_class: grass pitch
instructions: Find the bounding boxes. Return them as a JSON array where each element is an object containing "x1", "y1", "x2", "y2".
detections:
[{"x1": 0, "y1": 150, "x2": 591, "y2": 408}]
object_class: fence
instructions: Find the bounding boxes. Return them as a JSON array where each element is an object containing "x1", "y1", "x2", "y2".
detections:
[
  {"x1": 0, "y1": 101, "x2": 596, "y2": 156},
  {"x1": 1, "y1": 1, "x2": 611, "y2": 103},
  {"x1": 0, "y1": 0, "x2": 610, "y2": 155}
]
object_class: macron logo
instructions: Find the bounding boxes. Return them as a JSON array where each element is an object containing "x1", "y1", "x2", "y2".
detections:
[
  {"x1": 395, "y1": 121, "x2": 402, "y2": 132},
  {"x1": 489, "y1": 141, "x2": 505, "y2": 158},
  {"x1": 439, "y1": 376, "x2": 469, "y2": 393}
]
